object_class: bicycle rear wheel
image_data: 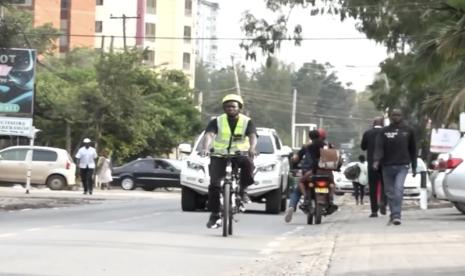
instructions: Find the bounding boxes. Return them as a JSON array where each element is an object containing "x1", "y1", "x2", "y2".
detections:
[{"x1": 222, "y1": 183, "x2": 230, "y2": 237}]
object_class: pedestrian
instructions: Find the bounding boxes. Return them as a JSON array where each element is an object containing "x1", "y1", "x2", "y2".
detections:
[
  {"x1": 352, "y1": 155, "x2": 368, "y2": 205},
  {"x1": 96, "y1": 149, "x2": 112, "y2": 190},
  {"x1": 373, "y1": 109, "x2": 417, "y2": 226},
  {"x1": 75, "y1": 138, "x2": 98, "y2": 195},
  {"x1": 361, "y1": 116, "x2": 387, "y2": 218}
]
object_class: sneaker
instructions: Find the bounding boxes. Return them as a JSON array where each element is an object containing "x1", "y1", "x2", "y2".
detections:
[
  {"x1": 206, "y1": 213, "x2": 221, "y2": 229},
  {"x1": 380, "y1": 205, "x2": 387, "y2": 215},
  {"x1": 369, "y1": 213, "x2": 378, "y2": 218},
  {"x1": 392, "y1": 218, "x2": 401, "y2": 225},
  {"x1": 284, "y1": 207, "x2": 295, "y2": 223}
]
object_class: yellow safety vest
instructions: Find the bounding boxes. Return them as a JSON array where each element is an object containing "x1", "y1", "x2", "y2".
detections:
[{"x1": 213, "y1": 113, "x2": 250, "y2": 155}]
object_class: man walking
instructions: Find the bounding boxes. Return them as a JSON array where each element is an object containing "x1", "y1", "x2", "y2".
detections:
[
  {"x1": 373, "y1": 109, "x2": 417, "y2": 226},
  {"x1": 76, "y1": 138, "x2": 98, "y2": 195},
  {"x1": 361, "y1": 116, "x2": 387, "y2": 217}
]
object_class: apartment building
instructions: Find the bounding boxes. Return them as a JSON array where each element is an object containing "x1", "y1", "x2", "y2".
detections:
[
  {"x1": 13, "y1": 0, "x2": 95, "y2": 52},
  {"x1": 196, "y1": 0, "x2": 219, "y2": 68},
  {"x1": 94, "y1": 0, "x2": 197, "y2": 87}
]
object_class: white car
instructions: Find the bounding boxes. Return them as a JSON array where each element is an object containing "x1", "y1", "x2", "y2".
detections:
[
  {"x1": 403, "y1": 158, "x2": 430, "y2": 199},
  {"x1": 179, "y1": 127, "x2": 292, "y2": 214},
  {"x1": 0, "y1": 146, "x2": 76, "y2": 190}
]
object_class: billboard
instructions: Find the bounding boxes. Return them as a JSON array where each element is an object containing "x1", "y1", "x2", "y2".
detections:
[
  {"x1": 430, "y1": 128, "x2": 461, "y2": 153},
  {"x1": 0, "y1": 48, "x2": 37, "y2": 117}
]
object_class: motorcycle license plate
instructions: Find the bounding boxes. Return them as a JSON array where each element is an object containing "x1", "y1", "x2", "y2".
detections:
[{"x1": 315, "y1": 187, "x2": 329, "y2": 193}]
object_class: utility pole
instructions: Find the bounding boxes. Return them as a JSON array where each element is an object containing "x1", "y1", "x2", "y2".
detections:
[
  {"x1": 291, "y1": 88, "x2": 297, "y2": 149},
  {"x1": 110, "y1": 14, "x2": 140, "y2": 52},
  {"x1": 231, "y1": 55, "x2": 241, "y2": 96}
]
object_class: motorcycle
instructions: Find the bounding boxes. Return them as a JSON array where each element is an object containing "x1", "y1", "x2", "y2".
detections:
[{"x1": 302, "y1": 174, "x2": 334, "y2": 225}]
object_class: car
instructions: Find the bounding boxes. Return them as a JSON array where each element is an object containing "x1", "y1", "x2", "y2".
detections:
[
  {"x1": 441, "y1": 137, "x2": 465, "y2": 214},
  {"x1": 403, "y1": 158, "x2": 430, "y2": 199},
  {"x1": 429, "y1": 153, "x2": 449, "y2": 201},
  {"x1": 111, "y1": 157, "x2": 182, "y2": 191},
  {"x1": 0, "y1": 146, "x2": 76, "y2": 190},
  {"x1": 179, "y1": 127, "x2": 292, "y2": 214}
]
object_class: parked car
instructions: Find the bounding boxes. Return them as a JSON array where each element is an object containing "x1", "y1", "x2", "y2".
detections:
[
  {"x1": 111, "y1": 158, "x2": 182, "y2": 191},
  {"x1": 179, "y1": 127, "x2": 292, "y2": 214},
  {"x1": 429, "y1": 153, "x2": 449, "y2": 201},
  {"x1": 441, "y1": 137, "x2": 465, "y2": 214},
  {"x1": 403, "y1": 158, "x2": 430, "y2": 198},
  {"x1": 0, "y1": 146, "x2": 76, "y2": 190},
  {"x1": 334, "y1": 162, "x2": 369, "y2": 196}
]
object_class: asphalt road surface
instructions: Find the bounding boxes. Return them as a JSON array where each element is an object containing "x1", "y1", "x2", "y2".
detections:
[{"x1": 1, "y1": 189, "x2": 464, "y2": 276}]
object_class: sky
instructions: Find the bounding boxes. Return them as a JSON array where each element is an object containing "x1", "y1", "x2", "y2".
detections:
[{"x1": 213, "y1": 0, "x2": 389, "y2": 91}]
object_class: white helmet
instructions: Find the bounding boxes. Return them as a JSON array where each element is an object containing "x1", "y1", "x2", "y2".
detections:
[{"x1": 83, "y1": 138, "x2": 91, "y2": 143}]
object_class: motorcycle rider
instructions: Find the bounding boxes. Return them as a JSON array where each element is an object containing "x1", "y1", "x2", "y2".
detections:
[
  {"x1": 200, "y1": 94, "x2": 258, "y2": 229},
  {"x1": 284, "y1": 129, "x2": 320, "y2": 223},
  {"x1": 299, "y1": 128, "x2": 339, "y2": 215}
]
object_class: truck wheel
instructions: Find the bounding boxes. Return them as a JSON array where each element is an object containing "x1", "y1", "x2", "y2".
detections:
[
  {"x1": 265, "y1": 188, "x2": 282, "y2": 214},
  {"x1": 182, "y1": 186, "x2": 197, "y2": 211},
  {"x1": 453, "y1": 202, "x2": 465, "y2": 215}
]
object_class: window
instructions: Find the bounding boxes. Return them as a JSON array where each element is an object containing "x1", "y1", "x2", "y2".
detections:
[
  {"x1": 95, "y1": 21, "x2": 103, "y2": 33},
  {"x1": 147, "y1": 0, "x2": 156, "y2": 14},
  {"x1": 183, "y1": 26, "x2": 191, "y2": 43},
  {"x1": 33, "y1": 150, "x2": 58, "y2": 162},
  {"x1": 0, "y1": 149, "x2": 28, "y2": 161},
  {"x1": 257, "y1": 136, "x2": 275, "y2": 154},
  {"x1": 183, "y1": 53, "x2": 191, "y2": 70},
  {"x1": 145, "y1": 23, "x2": 156, "y2": 42},
  {"x1": 131, "y1": 160, "x2": 154, "y2": 171},
  {"x1": 185, "y1": 0, "x2": 192, "y2": 16},
  {"x1": 10, "y1": 0, "x2": 32, "y2": 6},
  {"x1": 155, "y1": 160, "x2": 176, "y2": 171},
  {"x1": 96, "y1": 0, "x2": 103, "y2": 5}
]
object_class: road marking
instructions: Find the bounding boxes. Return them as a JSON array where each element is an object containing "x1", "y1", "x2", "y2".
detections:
[
  {"x1": 105, "y1": 220, "x2": 116, "y2": 224},
  {"x1": 0, "y1": 233, "x2": 17, "y2": 238},
  {"x1": 25, "y1": 228, "x2": 41, "y2": 232},
  {"x1": 20, "y1": 208, "x2": 32, "y2": 211}
]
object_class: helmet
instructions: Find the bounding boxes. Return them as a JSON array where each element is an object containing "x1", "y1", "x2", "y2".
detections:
[
  {"x1": 222, "y1": 94, "x2": 244, "y2": 108},
  {"x1": 83, "y1": 138, "x2": 91, "y2": 143},
  {"x1": 317, "y1": 128, "x2": 326, "y2": 140}
]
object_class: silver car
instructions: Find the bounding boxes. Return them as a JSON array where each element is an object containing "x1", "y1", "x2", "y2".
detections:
[{"x1": 442, "y1": 137, "x2": 465, "y2": 214}]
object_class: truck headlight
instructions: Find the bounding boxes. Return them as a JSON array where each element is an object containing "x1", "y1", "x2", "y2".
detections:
[
  {"x1": 257, "y1": 163, "x2": 276, "y2": 172},
  {"x1": 187, "y1": 161, "x2": 204, "y2": 171}
]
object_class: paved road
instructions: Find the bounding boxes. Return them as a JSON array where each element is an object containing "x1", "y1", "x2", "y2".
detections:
[{"x1": 1, "y1": 189, "x2": 464, "y2": 276}]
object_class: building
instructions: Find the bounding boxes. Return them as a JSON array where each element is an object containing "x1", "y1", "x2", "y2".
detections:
[
  {"x1": 12, "y1": 0, "x2": 96, "y2": 52},
  {"x1": 195, "y1": 0, "x2": 219, "y2": 68},
  {"x1": 94, "y1": 0, "x2": 197, "y2": 87}
]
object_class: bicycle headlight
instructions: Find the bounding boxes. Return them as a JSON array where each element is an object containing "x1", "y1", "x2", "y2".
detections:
[{"x1": 257, "y1": 163, "x2": 277, "y2": 172}]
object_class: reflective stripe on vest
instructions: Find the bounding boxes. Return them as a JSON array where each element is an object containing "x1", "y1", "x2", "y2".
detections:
[{"x1": 213, "y1": 114, "x2": 250, "y2": 155}]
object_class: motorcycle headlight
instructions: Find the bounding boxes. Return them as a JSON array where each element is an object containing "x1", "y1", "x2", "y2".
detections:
[
  {"x1": 187, "y1": 161, "x2": 204, "y2": 171},
  {"x1": 257, "y1": 163, "x2": 277, "y2": 172}
]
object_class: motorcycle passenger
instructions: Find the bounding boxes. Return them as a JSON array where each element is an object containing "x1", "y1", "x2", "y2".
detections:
[
  {"x1": 299, "y1": 128, "x2": 339, "y2": 215},
  {"x1": 200, "y1": 94, "x2": 258, "y2": 229},
  {"x1": 284, "y1": 130, "x2": 320, "y2": 223}
]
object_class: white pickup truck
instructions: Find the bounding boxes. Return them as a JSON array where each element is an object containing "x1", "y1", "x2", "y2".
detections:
[{"x1": 179, "y1": 127, "x2": 292, "y2": 214}]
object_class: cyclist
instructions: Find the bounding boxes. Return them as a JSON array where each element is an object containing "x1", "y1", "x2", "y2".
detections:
[{"x1": 200, "y1": 94, "x2": 258, "y2": 229}]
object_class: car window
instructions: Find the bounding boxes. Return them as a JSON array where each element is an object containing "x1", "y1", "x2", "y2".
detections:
[
  {"x1": 155, "y1": 160, "x2": 176, "y2": 171},
  {"x1": 131, "y1": 160, "x2": 154, "y2": 170},
  {"x1": 273, "y1": 134, "x2": 282, "y2": 150},
  {"x1": 0, "y1": 149, "x2": 28, "y2": 161},
  {"x1": 33, "y1": 150, "x2": 58, "y2": 162},
  {"x1": 257, "y1": 135, "x2": 274, "y2": 154}
]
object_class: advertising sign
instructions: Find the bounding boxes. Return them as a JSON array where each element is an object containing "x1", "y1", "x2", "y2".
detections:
[
  {"x1": 430, "y1": 128, "x2": 461, "y2": 153},
  {"x1": 0, "y1": 116, "x2": 33, "y2": 137},
  {"x1": 0, "y1": 48, "x2": 37, "y2": 117}
]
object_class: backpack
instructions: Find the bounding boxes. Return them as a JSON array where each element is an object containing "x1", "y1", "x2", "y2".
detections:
[
  {"x1": 318, "y1": 147, "x2": 341, "y2": 170},
  {"x1": 344, "y1": 164, "x2": 361, "y2": 180}
]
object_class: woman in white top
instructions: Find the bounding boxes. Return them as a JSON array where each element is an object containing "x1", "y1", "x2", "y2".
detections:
[
  {"x1": 96, "y1": 149, "x2": 113, "y2": 190},
  {"x1": 353, "y1": 155, "x2": 368, "y2": 205}
]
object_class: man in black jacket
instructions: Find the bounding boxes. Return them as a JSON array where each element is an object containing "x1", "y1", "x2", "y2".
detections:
[
  {"x1": 361, "y1": 116, "x2": 387, "y2": 218},
  {"x1": 373, "y1": 109, "x2": 417, "y2": 226}
]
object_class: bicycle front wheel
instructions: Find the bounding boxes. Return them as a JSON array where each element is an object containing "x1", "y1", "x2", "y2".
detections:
[{"x1": 222, "y1": 183, "x2": 230, "y2": 237}]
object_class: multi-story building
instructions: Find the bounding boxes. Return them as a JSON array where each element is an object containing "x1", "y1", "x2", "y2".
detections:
[
  {"x1": 94, "y1": 0, "x2": 197, "y2": 87},
  {"x1": 195, "y1": 0, "x2": 219, "y2": 68},
  {"x1": 12, "y1": 0, "x2": 95, "y2": 52}
]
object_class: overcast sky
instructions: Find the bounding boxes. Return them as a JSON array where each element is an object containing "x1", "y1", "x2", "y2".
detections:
[{"x1": 213, "y1": 0, "x2": 389, "y2": 91}]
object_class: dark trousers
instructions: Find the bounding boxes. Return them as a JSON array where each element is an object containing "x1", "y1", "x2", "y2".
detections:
[
  {"x1": 352, "y1": 182, "x2": 365, "y2": 202},
  {"x1": 207, "y1": 156, "x2": 255, "y2": 213},
  {"x1": 367, "y1": 166, "x2": 386, "y2": 214},
  {"x1": 80, "y1": 168, "x2": 94, "y2": 193}
]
